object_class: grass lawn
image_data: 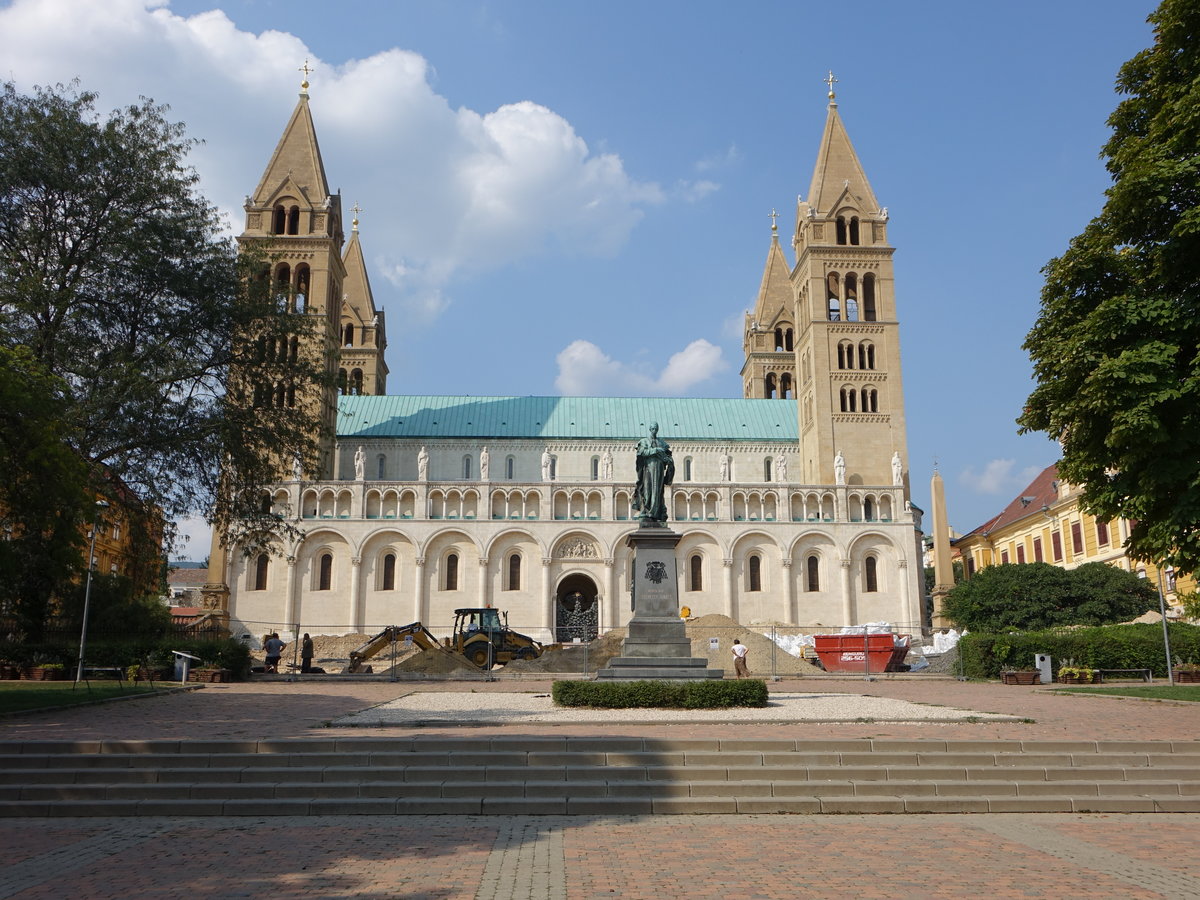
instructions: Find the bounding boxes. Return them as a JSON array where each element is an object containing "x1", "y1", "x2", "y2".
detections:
[
  {"x1": 0, "y1": 681, "x2": 165, "y2": 715},
  {"x1": 1054, "y1": 684, "x2": 1200, "y2": 702}
]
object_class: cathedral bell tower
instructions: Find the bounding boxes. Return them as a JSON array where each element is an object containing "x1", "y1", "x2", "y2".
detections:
[
  {"x1": 741, "y1": 213, "x2": 798, "y2": 400},
  {"x1": 789, "y1": 76, "x2": 910, "y2": 491},
  {"x1": 238, "y1": 72, "x2": 344, "y2": 478}
]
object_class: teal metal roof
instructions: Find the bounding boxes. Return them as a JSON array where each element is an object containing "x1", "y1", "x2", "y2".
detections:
[{"x1": 338, "y1": 396, "x2": 798, "y2": 442}]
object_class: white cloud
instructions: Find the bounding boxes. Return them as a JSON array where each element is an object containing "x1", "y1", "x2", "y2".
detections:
[
  {"x1": 675, "y1": 179, "x2": 720, "y2": 203},
  {"x1": 958, "y1": 459, "x2": 1044, "y2": 495},
  {"x1": 695, "y1": 144, "x2": 740, "y2": 172},
  {"x1": 554, "y1": 339, "x2": 728, "y2": 396},
  {"x1": 0, "y1": 0, "x2": 661, "y2": 324}
]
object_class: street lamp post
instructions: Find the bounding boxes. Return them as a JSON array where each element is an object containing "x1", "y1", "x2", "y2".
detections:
[{"x1": 74, "y1": 499, "x2": 110, "y2": 687}]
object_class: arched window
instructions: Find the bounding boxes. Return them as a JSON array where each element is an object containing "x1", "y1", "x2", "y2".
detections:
[
  {"x1": 838, "y1": 341, "x2": 853, "y2": 370},
  {"x1": 462, "y1": 455, "x2": 472, "y2": 479},
  {"x1": 826, "y1": 273, "x2": 841, "y2": 321},
  {"x1": 381, "y1": 553, "x2": 396, "y2": 591},
  {"x1": 865, "y1": 556, "x2": 878, "y2": 592},
  {"x1": 835, "y1": 216, "x2": 847, "y2": 245},
  {"x1": 806, "y1": 555, "x2": 819, "y2": 592},
  {"x1": 337, "y1": 368, "x2": 348, "y2": 395},
  {"x1": 445, "y1": 553, "x2": 459, "y2": 591},
  {"x1": 683, "y1": 457, "x2": 693, "y2": 481},
  {"x1": 549, "y1": 457, "x2": 557, "y2": 480},
  {"x1": 505, "y1": 456, "x2": 515, "y2": 480},
  {"x1": 863, "y1": 274, "x2": 877, "y2": 321},
  {"x1": 785, "y1": 328, "x2": 794, "y2": 351},
  {"x1": 275, "y1": 263, "x2": 291, "y2": 310},
  {"x1": 350, "y1": 369, "x2": 364, "y2": 395},
  {"x1": 343, "y1": 324, "x2": 354, "y2": 346},
  {"x1": 780, "y1": 373, "x2": 792, "y2": 399},
  {"x1": 376, "y1": 454, "x2": 386, "y2": 480},
  {"x1": 774, "y1": 327, "x2": 785, "y2": 351},
  {"x1": 254, "y1": 554, "x2": 269, "y2": 591},
  {"x1": 764, "y1": 457, "x2": 773, "y2": 482},
  {"x1": 864, "y1": 497, "x2": 875, "y2": 521},
  {"x1": 849, "y1": 216, "x2": 860, "y2": 245},
  {"x1": 844, "y1": 273, "x2": 859, "y2": 321},
  {"x1": 259, "y1": 494, "x2": 272, "y2": 514},
  {"x1": 507, "y1": 554, "x2": 521, "y2": 591},
  {"x1": 861, "y1": 387, "x2": 878, "y2": 413},
  {"x1": 859, "y1": 341, "x2": 875, "y2": 370},
  {"x1": 318, "y1": 552, "x2": 332, "y2": 591},
  {"x1": 591, "y1": 457, "x2": 600, "y2": 481},
  {"x1": 689, "y1": 554, "x2": 703, "y2": 592},
  {"x1": 748, "y1": 555, "x2": 762, "y2": 592},
  {"x1": 294, "y1": 265, "x2": 309, "y2": 312},
  {"x1": 764, "y1": 373, "x2": 776, "y2": 399},
  {"x1": 287, "y1": 205, "x2": 300, "y2": 235},
  {"x1": 840, "y1": 386, "x2": 857, "y2": 413},
  {"x1": 272, "y1": 205, "x2": 286, "y2": 235}
]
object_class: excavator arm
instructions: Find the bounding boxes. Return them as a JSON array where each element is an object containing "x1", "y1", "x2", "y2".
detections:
[{"x1": 347, "y1": 622, "x2": 444, "y2": 672}]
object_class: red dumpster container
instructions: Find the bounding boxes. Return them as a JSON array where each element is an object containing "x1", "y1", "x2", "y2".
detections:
[{"x1": 813, "y1": 633, "x2": 910, "y2": 673}]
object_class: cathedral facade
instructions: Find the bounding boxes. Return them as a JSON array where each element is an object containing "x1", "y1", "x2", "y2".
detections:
[{"x1": 207, "y1": 82, "x2": 925, "y2": 644}]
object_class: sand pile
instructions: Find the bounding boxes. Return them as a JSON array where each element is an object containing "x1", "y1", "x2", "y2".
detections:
[
  {"x1": 686, "y1": 614, "x2": 824, "y2": 675},
  {"x1": 388, "y1": 646, "x2": 479, "y2": 675},
  {"x1": 504, "y1": 629, "x2": 626, "y2": 674}
]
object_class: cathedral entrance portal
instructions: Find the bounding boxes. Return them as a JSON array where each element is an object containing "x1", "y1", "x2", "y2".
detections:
[{"x1": 555, "y1": 573, "x2": 599, "y2": 643}]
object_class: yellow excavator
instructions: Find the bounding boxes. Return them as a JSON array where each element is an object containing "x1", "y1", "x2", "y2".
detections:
[{"x1": 346, "y1": 608, "x2": 543, "y2": 672}]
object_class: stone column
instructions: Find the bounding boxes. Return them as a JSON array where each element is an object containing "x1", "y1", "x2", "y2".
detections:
[
  {"x1": 542, "y1": 557, "x2": 554, "y2": 639},
  {"x1": 782, "y1": 557, "x2": 796, "y2": 625},
  {"x1": 897, "y1": 556, "x2": 917, "y2": 631},
  {"x1": 349, "y1": 557, "x2": 363, "y2": 631},
  {"x1": 723, "y1": 557, "x2": 736, "y2": 619},
  {"x1": 603, "y1": 557, "x2": 616, "y2": 632},
  {"x1": 478, "y1": 557, "x2": 490, "y2": 608},
  {"x1": 413, "y1": 557, "x2": 426, "y2": 623},
  {"x1": 285, "y1": 556, "x2": 298, "y2": 629},
  {"x1": 840, "y1": 558, "x2": 854, "y2": 626}
]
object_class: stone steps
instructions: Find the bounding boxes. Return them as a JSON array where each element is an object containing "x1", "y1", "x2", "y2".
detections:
[{"x1": 1, "y1": 737, "x2": 1198, "y2": 816}]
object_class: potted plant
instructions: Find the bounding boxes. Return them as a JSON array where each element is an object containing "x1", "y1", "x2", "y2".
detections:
[
  {"x1": 188, "y1": 667, "x2": 231, "y2": 684},
  {"x1": 1001, "y1": 667, "x2": 1041, "y2": 685},
  {"x1": 23, "y1": 662, "x2": 65, "y2": 681},
  {"x1": 1172, "y1": 658, "x2": 1200, "y2": 684},
  {"x1": 1056, "y1": 659, "x2": 1097, "y2": 684}
]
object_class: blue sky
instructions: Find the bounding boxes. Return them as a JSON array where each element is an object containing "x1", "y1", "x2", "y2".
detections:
[{"x1": 0, "y1": 0, "x2": 1159, "y2": 559}]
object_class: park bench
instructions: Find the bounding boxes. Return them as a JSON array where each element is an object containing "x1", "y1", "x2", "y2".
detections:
[
  {"x1": 1097, "y1": 668, "x2": 1152, "y2": 683},
  {"x1": 77, "y1": 666, "x2": 126, "y2": 681}
]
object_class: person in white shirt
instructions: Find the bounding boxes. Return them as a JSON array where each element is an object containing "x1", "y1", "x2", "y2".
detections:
[{"x1": 731, "y1": 639, "x2": 749, "y2": 678}]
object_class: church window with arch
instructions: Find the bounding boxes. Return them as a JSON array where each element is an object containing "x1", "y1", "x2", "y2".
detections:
[
  {"x1": 859, "y1": 341, "x2": 875, "y2": 370},
  {"x1": 376, "y1": 454, "x2": 386, "y2": 480},
  {"x1": 748, "y1": 554, "x2": 762, "y2": 592},
  {"x1": 381, "y1": 553, "x2": 396, "y2": 591},
  {"x1": 343, "y1": 324, "x2": 354, "y2": 346},
  {"x1": 591, "y1": 456, "x2": 600, "y2": 481},
  {"x1": 505, "y1": 456, "x2": 515, "y2": 480},
  {"x1": 253, "y1": 554, "x2": 269, "y2": 591},
  {"x1": 444, "y1": 553, "x2": 459, "y2": 591},
  {"x1": 864, "y1": 556, "x2": 878, "y2": 593},
  {"x1": 826, "y1": 272, "x2": 841, "y2": 320},
  {"x1": 462, "y1": 455, "x2": 472, "y2": 480},
  {"x1": 318, "y1": 552, "x2": 333, "y2": 591},
  {"x1": 507, "y1": 553, "x2": 521, "y2": 591},
  {"x1": 844, "y1": 273, "x2": 859, "y2": 321},
  {"x1": 806, "y1": 555, "x2": 820, "y2": 592},
  {"x1": 862, "y1": 274, "x2": 877, "y2": 321},
  {"x1": 689, "y1": 554, "x2": 703, "y2": 592},
  {"x1": 860, "y1": 387, "x2": 878, "y2": 413},
  {"x1": 840, "y1": 386, "x2": 857, "y2": 413},
  {"x1": 779, "y1": 373, "x2": 793, "y2": 399},
  {"x1": 683, "y1": 457, "x2": 693, "y2": 481}
]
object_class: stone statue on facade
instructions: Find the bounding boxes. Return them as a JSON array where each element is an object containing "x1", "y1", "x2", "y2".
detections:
[
  {"x1": 292, "y1": 454, "x2": 303, "y2": 482},
  {"x1": 776, "y1": 454, "x2": 788, "y2": 482},
  {"x1": 601, "y1": 449, "x2": 613, "y2": 480},
  {"x1": 541, "y1": 449, "x2": 552, "y2": 482},
  {"x1": 891, "y1": 451, "x2": 903, "y2": 486},
  {"x1": 479, "y1": 446, "x2": 489, "y2": 481},
  {"x1": 719, "y1": 453, "x2": 730, "y2": 482},
  {"x1": 354, "y1": 445, "x2": 365, "y2": 481},
  {"x1": 633, "y1": 422, "x2": 674, "y2": 525},
  {"x1": 417, "y1": 446, "x2": 429, "y2": 481},
  {"x1": 835, "y1": 450, "x2": 846, "y2": 485}
]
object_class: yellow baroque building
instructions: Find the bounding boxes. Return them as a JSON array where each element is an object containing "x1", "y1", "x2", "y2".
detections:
[{"x1": 953, "y1": 463, "x2": 1194, "y2": 611}]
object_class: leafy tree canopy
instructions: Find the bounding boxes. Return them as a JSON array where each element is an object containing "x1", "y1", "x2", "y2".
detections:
[
  {"x1": 1019, "y1": 0, "x2": 1200, "y2": 573},
  {"x1": 0, "y1": 81, "x2": 326, "y2": 569},
  {"x1": 942, "y1": 562, "x2": 1158, "y2": 632}
]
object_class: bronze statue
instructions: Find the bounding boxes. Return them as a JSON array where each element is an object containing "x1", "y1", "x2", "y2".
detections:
[{"x1": 633, "y1": 422, "x2": 674, "y2": 524}]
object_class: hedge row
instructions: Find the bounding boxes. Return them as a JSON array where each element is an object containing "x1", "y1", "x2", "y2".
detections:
[
  {"x1": 552, "y1": 679, "x2": 769, "y2": 709},
  {"x1": 0, "y1": 638, "x2": 252, "y2": 680},
  {"x1": 959, "y1": 623, "x2": 1200, "y2": 679}
]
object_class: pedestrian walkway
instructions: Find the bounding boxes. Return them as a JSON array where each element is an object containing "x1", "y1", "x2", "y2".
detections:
[{"x1": 2, "y1": 813, "x2": 1199, "y2": 899}]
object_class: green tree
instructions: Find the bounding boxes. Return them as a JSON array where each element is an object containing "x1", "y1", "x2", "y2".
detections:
[
  {"x1": 942, "y1": 562, "x2": 1157, "y2": 632},
  {"x1": 0, "y1": 346, "x2": 91, "y2": 639},
  {"x1": 0, "y1": 81, "x2": 326, "y2": 576},
  {"x1": 1019, "y1": 0, "x2": 1200, "y2": 573}
]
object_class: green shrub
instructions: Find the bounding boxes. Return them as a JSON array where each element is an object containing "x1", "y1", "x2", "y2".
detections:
[
  {"x1": 0, "y1": 636, "x2": 252, "y2": 680},
  {"x1": 959, "y1": 623, "x2": 1200, "y2": 678},
  {"x1": 552, "y1": 679, "x2": 768, "y2": 709}
]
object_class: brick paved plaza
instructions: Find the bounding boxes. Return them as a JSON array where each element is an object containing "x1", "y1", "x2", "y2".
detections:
[{"x1": 3, "y1": 678, "x2": 1200, "y2": 899}]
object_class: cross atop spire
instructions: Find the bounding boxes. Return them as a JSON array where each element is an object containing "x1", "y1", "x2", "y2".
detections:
[
  {"x1": 768, "y1": 208, "x2": 778, "y2": 233},
  {"x1": 299, "y1": 59, "x2": 314, "y2": 96},
  {"x1": 824, "y1": 70, "x2": 838, "y2": 102},
  {"x1": 351, "y1": 202, "x2": 361, "y2": 232}
]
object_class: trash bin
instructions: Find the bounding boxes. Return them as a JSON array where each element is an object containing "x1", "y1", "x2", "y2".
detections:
[
  {"x1": 1035, "y1": 653, "x2": 1053, "y2": 684},
  {"x1": 172, "y1": 651, "x2": 202, "y2": 683}
]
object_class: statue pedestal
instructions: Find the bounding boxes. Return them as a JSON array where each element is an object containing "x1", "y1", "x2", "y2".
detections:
[{"x1": 597, "y1": 523, "x2": 723, "y2": 681}]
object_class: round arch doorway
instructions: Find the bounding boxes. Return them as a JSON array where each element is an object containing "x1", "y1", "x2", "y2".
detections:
[{"x1": 556, "y1": 573, "x2": 599, "y2": 643}]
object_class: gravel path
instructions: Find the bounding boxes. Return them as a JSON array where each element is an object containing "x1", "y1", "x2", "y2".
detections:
[{"x1": 332, "y1": 691, "x2": 1022, "y2": 726}]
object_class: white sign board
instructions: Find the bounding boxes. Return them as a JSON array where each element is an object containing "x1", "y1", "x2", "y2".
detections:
[{"x1": 709, "y1": 637, "x2": 719, "y2": 650}]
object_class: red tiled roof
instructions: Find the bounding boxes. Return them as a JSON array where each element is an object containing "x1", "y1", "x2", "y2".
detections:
[
  {"x1": 957, "y1": 463, "x2": 1060, "y2": 541},
  {"x1": 167, "y1": 568, "x2": 208, "y2": 586}
]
